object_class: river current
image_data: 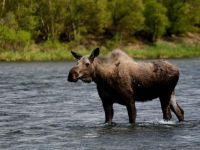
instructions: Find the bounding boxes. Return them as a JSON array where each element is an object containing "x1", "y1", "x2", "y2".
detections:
[{"x1": 0, "y1": 59, "x2": 200, "y2": 149}]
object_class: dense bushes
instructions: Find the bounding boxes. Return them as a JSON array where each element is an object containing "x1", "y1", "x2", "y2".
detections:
[
  {"x1": 0, "y1": 25, "x2": 31, "y2": 50},
  {"x1": 0, "y1": 0, "x2": 199, "y2": 50},
  {"x1": 144, "y1": 0, "x2": 169, "y2": 42}
]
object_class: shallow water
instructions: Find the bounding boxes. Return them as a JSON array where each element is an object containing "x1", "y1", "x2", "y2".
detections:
[{"x1": 0, "y1": 59, "x2": 200, "y2": 150}]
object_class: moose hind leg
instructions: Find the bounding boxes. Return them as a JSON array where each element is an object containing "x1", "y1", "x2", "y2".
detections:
[
  {"x1": 159, "y1": 95, "x2": 172, "y2": 121},
  {"x1": 170, "y1": 91, "x2": 184, "y2": 122}
]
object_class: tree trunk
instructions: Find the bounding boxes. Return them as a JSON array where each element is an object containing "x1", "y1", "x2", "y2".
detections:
[
  {"x1": 1, "y1": 0, "x2": 5, "y2": 16},
  {"x1": 72, "y1": 22, "x2": 77, "y2": 40}
]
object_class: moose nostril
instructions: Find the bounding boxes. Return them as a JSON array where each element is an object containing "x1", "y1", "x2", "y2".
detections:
[{"x1": 68, "y1": 68, "x2": 79, "y2": 82}]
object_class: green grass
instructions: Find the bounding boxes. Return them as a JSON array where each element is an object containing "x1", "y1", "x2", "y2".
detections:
[
  {"x1": 0, "y1": 41, "x2": 200, "y2": 61},
  {"x1": 126, "y1": 42, "x2": 200, "y2": 59},
  {"x1": 0, "y1": 49, "x2": 71, "y2": 61}
]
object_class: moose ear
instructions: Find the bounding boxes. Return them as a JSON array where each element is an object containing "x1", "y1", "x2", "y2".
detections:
[
  {"x1": 89, "y1": 48, "x2": 100, "y2": 62},
  {"x1": 71, "y1": 51, "x2": 82, "y2": 60}
]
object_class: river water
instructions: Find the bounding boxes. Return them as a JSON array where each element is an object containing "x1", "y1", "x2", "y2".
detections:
[{"x1": 0, "y1": 59, "x2": 200, "y2": 150}]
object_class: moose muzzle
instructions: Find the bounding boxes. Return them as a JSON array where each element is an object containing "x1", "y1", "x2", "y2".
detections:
[{"x1": 68, "y1": 67, "x2": 79, "y2": 82}]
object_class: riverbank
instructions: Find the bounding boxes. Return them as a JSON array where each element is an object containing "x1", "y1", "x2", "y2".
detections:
[
  {"x1": 0, "y1": 41, "x2": 200, "y2": 61},
  {"x1": 126, "y1": 41, "x2": 200, "y2": 59}
]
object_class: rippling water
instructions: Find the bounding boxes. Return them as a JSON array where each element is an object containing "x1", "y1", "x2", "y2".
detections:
[{"x1": 0, "y1": 59, "x2": 200, "y2": 150}]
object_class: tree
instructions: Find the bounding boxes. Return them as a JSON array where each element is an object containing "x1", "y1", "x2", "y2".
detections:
[
  {"x1": 144, "y1": 0, "x2": 169, "y2": 42},
  {"x1": 184, "y1": 0, "x2": 200, "y2": 31},
  {"x1": 108, "y1": 0, "x2": 144, "y2": 38},
  {"x1": 64, "y1": 0, "x2": 110, "y2": 42},
  {"x1": 162, "y1": 0, "x2": 200, "y2": 35},
  {"x1": 35, "y1": 0, "x2": 67, "y2": 41}
]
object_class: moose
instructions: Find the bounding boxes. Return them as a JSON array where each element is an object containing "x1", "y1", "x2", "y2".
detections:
[{"x1": 68, "y1": 48, "x2": 184, "y2": 125}]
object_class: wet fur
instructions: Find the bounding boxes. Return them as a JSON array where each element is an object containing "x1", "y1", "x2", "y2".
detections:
[{"x1": 68, "y1": 49, "x2": 184, "y2": 124}]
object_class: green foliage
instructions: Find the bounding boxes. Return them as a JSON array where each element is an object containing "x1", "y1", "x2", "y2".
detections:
[
  {"x1": 144, "y1": 0, "x2": 169, "y2": 42},
  {"x1": 14, "y1": 0, "x2": 39, "y2": 32},
  {"x1": 109, "y1": 0, "x2": 144, "y2": 35},
  {"x1": 0, "y1": 0, "x2": 199, "y2": 56},
  {"x1": 162, "y1": 0, "x2": 200, "y2": 34},
  {"x1": 3, "y1": 11, "x2": 18, "y2": 29},
  {"x1": 190, "y1": 0, "x2": 200, "y2": 27},
  {"x1": 36, "y1": 0, "x2": 67, "y2": 40},
  {"x1": 64, "y1": 0, "x2": 111, "y2": 41},
  {"x1": 0, "y1": 25, "x2": 31, "y2": 50},
  {"x1": 16, "y1": 30, "x2": 31, "y2": 44}
]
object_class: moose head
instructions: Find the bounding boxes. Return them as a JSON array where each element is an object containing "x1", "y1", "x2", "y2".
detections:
[{"x1": 68, "y1": 48, "x2": 100, "y2": 83}]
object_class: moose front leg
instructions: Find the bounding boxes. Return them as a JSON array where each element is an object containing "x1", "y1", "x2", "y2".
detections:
[
  {"x1": 103, "y1": 103, "x2": 114, "y2": 125},
  {"x1": 126, "y1": 102, "x2": 136, "y2": 125}
]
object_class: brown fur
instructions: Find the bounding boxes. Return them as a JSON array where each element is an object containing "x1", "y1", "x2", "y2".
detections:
[{"x1": 68, "y1": 48, "x2": 184, "y2": 124}]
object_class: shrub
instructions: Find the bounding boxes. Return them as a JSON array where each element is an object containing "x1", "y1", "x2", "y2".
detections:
[
  {"x1": 0, "y1": 25, "x2": 31, "y2": 50},
  {"x1": 144, "y1": 0, "x2": 169, "y2": 42}
]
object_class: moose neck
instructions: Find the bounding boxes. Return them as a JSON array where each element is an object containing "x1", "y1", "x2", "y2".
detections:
[{"x1": 92, "y1": 58, "x2": 116, "y2": 85}]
